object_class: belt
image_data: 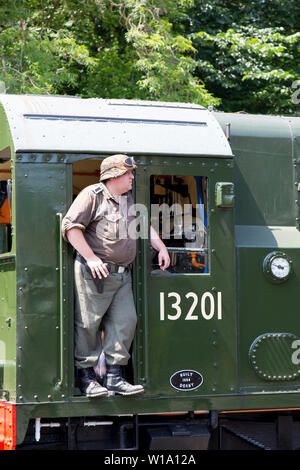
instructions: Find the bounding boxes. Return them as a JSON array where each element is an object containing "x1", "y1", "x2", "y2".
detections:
[
  {"x1": 105, "y1": 262, "x2": 130, "y2": 274},
  {"x1": 76, "y1": 254, "x2": 130, "y2": 274}
]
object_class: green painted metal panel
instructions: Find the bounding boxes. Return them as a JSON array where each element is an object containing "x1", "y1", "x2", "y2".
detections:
[
  {"x1": 249, "y1": 333, "x2": 300, "y2": 381},
  {"x1": 237, "y1": 246, "x2": 300, "y2": 392},
  {"x1": 0, "y1": 255, "x2": 16, "y2": 401},
  {"x1": 0, "y1": 102, "x2": 14, "y2": 158},
  {"x1": 134, "y1": 155, "x2": 237, "y2": 398},
  {"x1": 15, "y1": 161, "x2": 72, "y2": 403},
  {"x1": 0, "y1": 102, "x2": 17, "y2": 402},
  {"x1": 288, "y1": 117, "x2": 300, "y2": 230},
  {"x1": 214, "y1": 112, "x2": 296, "y2": 227}
]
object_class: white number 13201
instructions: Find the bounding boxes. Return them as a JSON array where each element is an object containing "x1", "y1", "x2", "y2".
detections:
[{"x1": 159, "y1": 291, "x2": 222, "y2": 321}]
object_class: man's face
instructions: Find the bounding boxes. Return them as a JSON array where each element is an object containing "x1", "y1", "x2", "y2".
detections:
[{"x1": 114, "y1": 170, "x2": 134, "y2": 194}]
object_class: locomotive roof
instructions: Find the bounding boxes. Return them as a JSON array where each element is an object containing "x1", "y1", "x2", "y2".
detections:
[{"x1": 0, "y1": 94, "x2": 232, "y2": 157}]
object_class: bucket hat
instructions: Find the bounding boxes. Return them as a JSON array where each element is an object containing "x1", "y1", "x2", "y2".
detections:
[{"x1": 100, "y1": 154, "x2": 137, "y2": 181}]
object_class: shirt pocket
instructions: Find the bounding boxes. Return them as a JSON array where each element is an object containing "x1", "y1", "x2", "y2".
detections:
[{"x1": 96, "y1": 213, "x2": 123, "y2": 240}]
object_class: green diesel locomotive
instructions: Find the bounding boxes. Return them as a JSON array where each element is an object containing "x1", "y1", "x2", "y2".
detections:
[{"x1": 0, "y1": 94, "x2": 300, "y2": 450}]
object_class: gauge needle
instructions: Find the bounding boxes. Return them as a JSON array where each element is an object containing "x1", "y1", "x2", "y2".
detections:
[{"x1": 273, "y1": 264, "x2": 285, "y2": 270}]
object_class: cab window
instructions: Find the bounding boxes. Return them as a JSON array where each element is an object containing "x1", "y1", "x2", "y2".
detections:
[
  {"x1": 150, "y1": 175, "x2": 209, "y2": 274},
  {"x1": 0, "y1": 179, "x2": 12, "y2": 254}
]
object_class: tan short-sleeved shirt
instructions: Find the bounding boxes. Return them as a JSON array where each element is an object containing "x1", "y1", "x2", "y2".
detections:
[{"x1": 62, "y1": 183, "x2": 136, "y2": 266}]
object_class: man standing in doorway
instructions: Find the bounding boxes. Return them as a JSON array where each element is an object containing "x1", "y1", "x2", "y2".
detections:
[{"x1": 62, "y1": 154, "x2": 170, "y2": 397}]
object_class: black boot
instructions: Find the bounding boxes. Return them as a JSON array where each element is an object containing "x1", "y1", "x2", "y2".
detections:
[
  {"x1": 78, "y1": 367, "x2": 108, "y2": 397},
  {"x1": 104, "y1": 365, "x2": 144, "y2": 396}
]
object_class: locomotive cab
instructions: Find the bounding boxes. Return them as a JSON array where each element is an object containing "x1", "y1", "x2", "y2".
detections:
[{"x1": 1, "y1": 94, "x2": 300, "y2": 450}]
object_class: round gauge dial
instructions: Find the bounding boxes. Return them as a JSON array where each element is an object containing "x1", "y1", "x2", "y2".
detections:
[
  {"x1": 263, "y1": 251, "x2": 292, "y2": 283},
  {"x1": 270, "y1": 257, "x2": 290, "y2": 279}
]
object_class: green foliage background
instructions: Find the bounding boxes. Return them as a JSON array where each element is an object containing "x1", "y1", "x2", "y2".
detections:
[{"x1": 0, "y1": 0, "x2": 299, "y2": 114}]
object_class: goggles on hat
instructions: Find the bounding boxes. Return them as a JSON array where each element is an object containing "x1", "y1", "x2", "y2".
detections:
[
  {"x1": 124, "y1": 157, "x2": 135, "y2": 168},
  {"x1": 111, "y1": 157, "x2": 136, "y2": 172}
]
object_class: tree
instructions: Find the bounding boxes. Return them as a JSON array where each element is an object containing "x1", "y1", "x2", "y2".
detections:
[
  {"x1": 124, "y1": 0, "x2": 219, "y2": 106},
  {"x1": 0, "y1": 0, "x2": 219, "y2": 107},
  {"x1": 187, "y1": 0, "x2": 300, "y2": 114},
  {"x1": 0, "y1": 0, "x2": 299, "y2": 114},
  {"x1": 0, "y1": 0, "x2": 99, "y2": 95}
]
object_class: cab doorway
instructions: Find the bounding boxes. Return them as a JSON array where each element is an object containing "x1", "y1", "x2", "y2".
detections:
[{"x1": 70, "y1": 157, "x2": 136, "y2": 394}]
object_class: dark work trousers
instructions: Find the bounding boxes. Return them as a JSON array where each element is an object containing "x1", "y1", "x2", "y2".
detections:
[{"x1": 74, "y1": 257, "x2": 137, "y2": 369}]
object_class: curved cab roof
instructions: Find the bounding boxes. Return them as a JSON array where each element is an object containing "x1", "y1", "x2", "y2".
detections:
[{"x1": 0, "y1": 94, "x2": 232, "y2": 157}]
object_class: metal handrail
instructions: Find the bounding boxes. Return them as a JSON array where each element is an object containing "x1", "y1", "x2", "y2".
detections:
[{"x1": 56, "y1": 212, "x2": 64, "y2": 388}]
